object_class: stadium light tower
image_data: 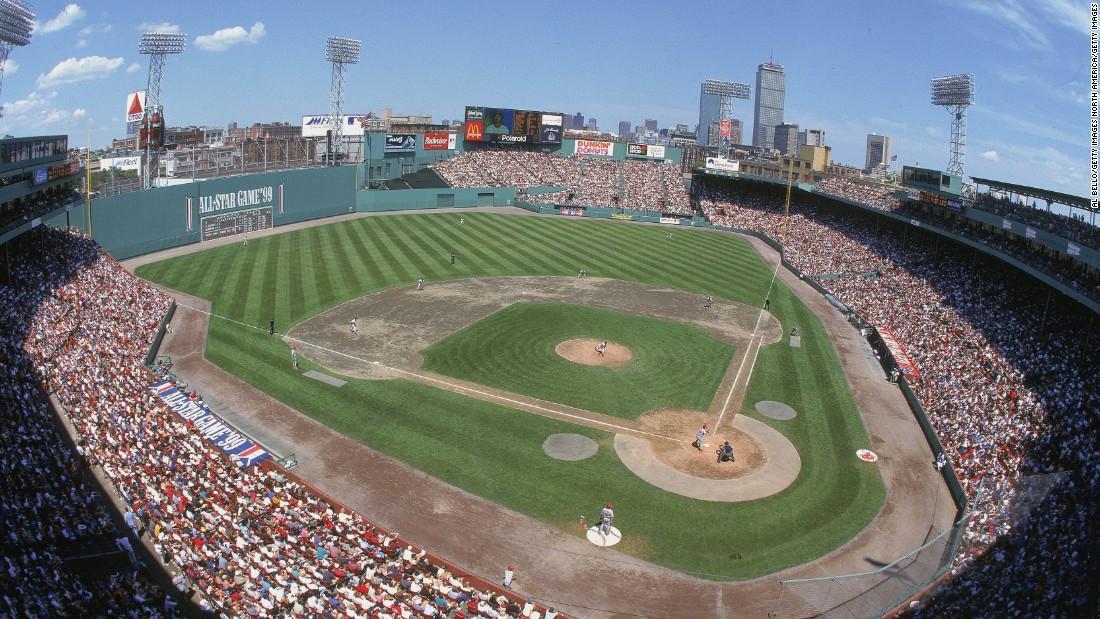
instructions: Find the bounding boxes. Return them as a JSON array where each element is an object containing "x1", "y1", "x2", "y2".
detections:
[
  {"x1": 0, "y1": 0, "x2": 34, "y2": 118},
  {"x1": 325, "y1": 36, "x2": 361, "y2": 166},
  {"x1": 139, "y1": 32, "x2": 186, "y2": 189},
  {"x1": 702, "y1": 79, "x2": 750, "y2": 158},
  {"x1": 931, "y1": 74, "x2": 974, "y2": 176}
]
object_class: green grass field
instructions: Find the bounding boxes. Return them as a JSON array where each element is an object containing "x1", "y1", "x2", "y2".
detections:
[
  {"x1": 421, "y1": 302, "x2": 736, "y2": 419},
  {"x1": 136, "y1": 212, "x2": 884, "y2": 579}
]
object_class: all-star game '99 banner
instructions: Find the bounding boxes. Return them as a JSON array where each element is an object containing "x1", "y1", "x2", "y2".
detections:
[{"x1": 149, "y1": 380, "x2": 271, "y2": 468}]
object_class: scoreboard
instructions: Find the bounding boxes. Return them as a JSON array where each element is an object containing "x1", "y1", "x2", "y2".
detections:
[
  {"x1": 464, "y1": 106, "x2": 563, "y2": 144},
  {"x1": 201, "y1": 206, "x2": 273, "y2": 242}
]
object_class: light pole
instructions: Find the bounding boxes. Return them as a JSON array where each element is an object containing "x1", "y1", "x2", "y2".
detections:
[
  {"x1": 138, "y1": 32, "x2": 186, "y2": 189},
  {"x1": 931, "y1": 74, "x2": 974, "y2": 176},
  {"x1": 0, "y1": 0, "x2": 34, "y2": 119},
  {"x1": 325, "y1": 36, "x2": 361, "y2": 166}
]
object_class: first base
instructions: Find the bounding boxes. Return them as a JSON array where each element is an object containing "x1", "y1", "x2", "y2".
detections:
[{"x1": 586, "y1": 526, "x2": 622, "y2": 547}]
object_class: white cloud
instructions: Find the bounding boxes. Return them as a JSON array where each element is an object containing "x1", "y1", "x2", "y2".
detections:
[
  {"x1": 957, "y1": 0, "x2": 1092, "y2": 49},
  {"x1": 126, "y1": 62, "x2": 141, "y2": 73},
  {"x1": 979, "y1": 150, "x2": 1000, "y2": 161},
  {"x1": 194, "y1": 22, "x2": 265, "y2": 52},
  {"x1": 36, "y1": 56, "x2": 125, "y2": 89},
  {"x1": 71, "y1": 108, "x2": 87, "y2": 122},
  {"x1": 1036, "y1": 0, "x2": 1092, "y2": 36},
  {"x1": 37, "y1": 4, "x2": 86, "y2": 34},
  {"x1": 137, "y1": 22, "x2": 182, "y2": 34},
  {"x1": 1, "y1": 59, "x2": 17, "y2": 75}
]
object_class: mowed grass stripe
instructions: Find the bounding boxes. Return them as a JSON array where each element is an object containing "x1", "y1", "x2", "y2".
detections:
[
  {"x1": 373, "y1": 217, "x2": 442, "y2": 279},
  {"x1": 136, "y1": 211, "x2": 883, "y2": 579},
  {"x1": 359, "y1": 219, "x2": 412, "y2": 286},
  {"x1": 466, "y1": 216, "x2": 566, "y2": 276},
  {"x1": 343, "y1": 219, "x2": 387, "y2": 291},
  {"x1": 476, "y1": 215, "x2": 577, "y2": 275},
  {"x1": 495, "y1": 216, "x2": 628, "y2": 278}
]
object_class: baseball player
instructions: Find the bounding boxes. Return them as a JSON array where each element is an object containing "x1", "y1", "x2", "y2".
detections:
[
  {"x1": 351, "y1": 317, "x2": 357, "y2": 333},
  {"x1": 598, "y1": 503, "x2": 614, "y2": 535},
  {"x1": 694, "y1": 423, "x2": 708, "y2": 451}
]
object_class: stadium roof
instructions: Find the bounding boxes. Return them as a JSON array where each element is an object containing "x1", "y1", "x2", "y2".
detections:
[{"x1": 970, "y1": 176, "x2": 1091, "y2": 210}]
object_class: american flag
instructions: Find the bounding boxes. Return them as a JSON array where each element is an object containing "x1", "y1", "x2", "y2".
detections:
[{"x1": 890, "y1": 155, "x2": 898, "y2": 162}]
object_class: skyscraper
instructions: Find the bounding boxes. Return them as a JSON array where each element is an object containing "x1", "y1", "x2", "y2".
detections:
[
  {"x1": 644, "y1": 119, "x2": 658, "y2": 132},
  {"x1": 865, "y1": 133, "x2": 891, "y2": 172},
  {"x1": 698, "y1": 84, "x2": 721, "y2": 146},
  {"x1": 618, "y1": 121, "x2": 632, "y2": 138},
  {"x1": 774, "y1": 123, "x2": 799, "y2": 155},
  {"x1": 752, "y1": 61, "x2": 785, "y2": 151}
]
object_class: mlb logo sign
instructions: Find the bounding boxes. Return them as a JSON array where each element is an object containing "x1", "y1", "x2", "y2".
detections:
[{"x1": 465, "y1": 121, "x2": 483, "y2": 141}]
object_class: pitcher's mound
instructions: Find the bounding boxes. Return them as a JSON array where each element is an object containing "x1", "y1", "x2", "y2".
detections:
[{"x1": 555, "y1": 339, "x2": 632, "y2": 367}]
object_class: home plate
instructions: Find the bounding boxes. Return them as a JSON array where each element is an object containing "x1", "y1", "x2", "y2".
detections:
[{"x1": 586, "y1": 526, "x2": 622, "y2": 547}]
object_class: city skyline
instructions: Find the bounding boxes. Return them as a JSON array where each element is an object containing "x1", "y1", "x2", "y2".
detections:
[{"x1": 0, "y1": 1, "x2": 1093, "y2": 198}]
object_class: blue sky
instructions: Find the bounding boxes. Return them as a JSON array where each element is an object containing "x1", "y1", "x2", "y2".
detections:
[{"x1": 1, "y1": 1, "x2": 1092, "y2": 198}]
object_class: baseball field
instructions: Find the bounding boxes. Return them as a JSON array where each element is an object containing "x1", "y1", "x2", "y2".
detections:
[{"x1": 135, "y1": 211, "x2": 885, "y2": 580}]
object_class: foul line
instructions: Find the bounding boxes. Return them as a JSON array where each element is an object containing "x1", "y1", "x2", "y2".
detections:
[
  {"x1": 712, "y1": 251, "x2": 784, "y2": 434},
  {"x1": 173, "y1": 301, "x2": 683, "y2": 444}
]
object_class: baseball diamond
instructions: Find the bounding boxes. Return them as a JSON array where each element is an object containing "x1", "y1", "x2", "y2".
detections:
[{"x1": 128, "y1": 210, "x2": 953, "y2": 618}]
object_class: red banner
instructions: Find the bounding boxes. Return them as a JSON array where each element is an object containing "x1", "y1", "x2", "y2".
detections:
[
  {"x1": 424, "y1": 132, "x2": 451, "y2": 150},
  {"x1": 719, "y1": 119, "x2": 731, "y2": 138},
  {"x1": 464, "y1": 121, "x2": 483, "y2": 141},
  {"x1": 876, "y1": 326, "x2": 922, "y2": 379}
]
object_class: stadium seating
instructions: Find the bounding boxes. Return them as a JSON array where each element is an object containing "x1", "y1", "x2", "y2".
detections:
[
  {"x1": 697, "y1": 177, "x2": 1098, "y2": 616},
  {"x1": 2, "y1": 226, "x2": 560, "y2": 618}
]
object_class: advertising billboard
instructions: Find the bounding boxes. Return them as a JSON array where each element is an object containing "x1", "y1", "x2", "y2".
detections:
[
  {"x1": 423, "y1": 132, "x2": 456, "y2": 151},
  {"x1": 385, "y1": 134, "x2": 416, "y2": 153},
  {"x1": 719, "y1": 119, "x2": 731, "y2": 138},
  {"x1": 574, "y1": 140, "x2": 614, "y2": 157},
  {"x1": 704, "y1": 156, "x2": 739, "y2": 173},
  {"x1": 539, "y1": 114, "x2": 563, "y2": 144},
  {"x1": 301, "y1": 114, "x2": 371, "y2": 138},
  {"x1": 100, "y1": 156, "x2": 142, "y2": 174},
  {"x1": 627, "y1": 143, "x2": 666, "y2": 159},
  {"x1": 464, "y1": 106, "x2": 563, "y2": 143}
]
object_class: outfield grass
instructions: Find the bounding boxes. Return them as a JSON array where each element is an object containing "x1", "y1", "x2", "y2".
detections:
[
  {"x1": 136, "y1": 212, "x2": 884, "y2": 579},
  {"x1": 421, "y1": 302, "x2": 736, "y2": 419}
]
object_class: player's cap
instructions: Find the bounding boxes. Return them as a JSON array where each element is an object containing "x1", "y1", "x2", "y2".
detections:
[
  {"x1": 507, "y1": 566, "x2": 513, "y2": 570},
  {"x1": 606, "y1": 503, "x2": 612, "y2": 508},
  {"x1": 703, "y1": 423, "x2": 707, "y2": 428}
]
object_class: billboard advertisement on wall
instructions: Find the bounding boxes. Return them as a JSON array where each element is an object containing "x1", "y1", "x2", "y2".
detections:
[
  {"x1": 423, "y1": 133, "x2": 456, "y2": 151},
  {"x1": 384, "y1": 134, "x2": 416, "y2": 152},
  {"x1": 300, "y1": 114, "x2": 371, "y2": 138},
  {"x1": 627, "y1": 143, "x2": 666, "y2": 159},
  {"x1": 539, "y1": 114, "x2": 563, "y2": 143},
  {"x1": 704, "y1": 156, "x2": 739, "y2": 172},
  {"x1": 575, "y1": 140, "x2": 614, "y2": 157}
]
